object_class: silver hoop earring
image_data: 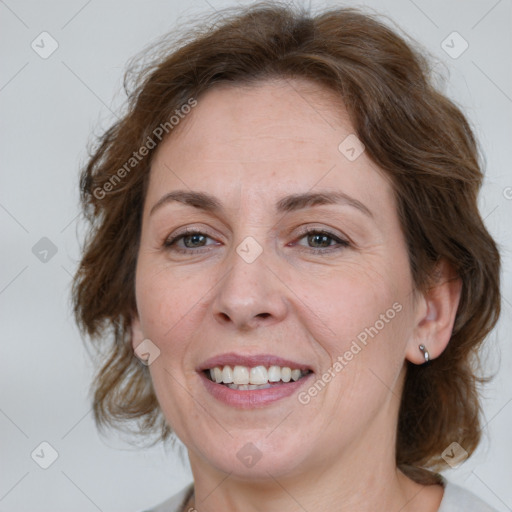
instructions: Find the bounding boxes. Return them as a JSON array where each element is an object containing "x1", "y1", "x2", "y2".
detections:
[{"x1": 419, "y1": 344, "x2": 430, "y2": 363}]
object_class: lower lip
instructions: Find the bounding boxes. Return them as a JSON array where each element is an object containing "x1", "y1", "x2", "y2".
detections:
[{"x1": 199, "y1": 371, "x2": 314, "y2": 408}]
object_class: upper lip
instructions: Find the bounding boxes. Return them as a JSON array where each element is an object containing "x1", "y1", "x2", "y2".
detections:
[{"x1": 198, "y1": 352, "x2": 313, "y2": 372}]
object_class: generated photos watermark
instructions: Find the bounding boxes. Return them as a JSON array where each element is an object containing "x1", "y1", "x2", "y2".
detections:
[
  {"x1": 298, "y1": 301, "x2": 403, "y2": 405},
  {"x1": 93, "y1": 97, "x2": 197, "y2": 200}
]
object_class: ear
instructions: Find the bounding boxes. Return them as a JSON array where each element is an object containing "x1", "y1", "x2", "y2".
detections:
[
  {"x1": 130, "y1": 312, "x2": 145, "y2": 352},
  {"x1": 406, "y1": 259, "x2": 462, "y2": 365}
]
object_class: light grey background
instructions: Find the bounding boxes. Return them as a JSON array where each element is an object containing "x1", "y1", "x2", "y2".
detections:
[{"x1": 1, "y1": 0, "x2": 511, "y2": 511}]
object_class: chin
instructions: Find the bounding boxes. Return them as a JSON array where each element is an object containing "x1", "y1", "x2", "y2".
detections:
[{"x1": 188, "y1": 431, "x2": 312, "y2": 480}]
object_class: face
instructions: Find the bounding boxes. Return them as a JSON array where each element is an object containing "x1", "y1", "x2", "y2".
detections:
[{"x1": 132, "y1": 78, "x2": 419, "y2": 481}]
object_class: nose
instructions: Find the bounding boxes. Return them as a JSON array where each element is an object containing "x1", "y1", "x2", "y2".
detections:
[{"x1": 211, "y1": 241, "x2": 288, "y2": 331}]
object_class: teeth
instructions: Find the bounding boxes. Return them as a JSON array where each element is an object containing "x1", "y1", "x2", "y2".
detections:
[
  {"x1": 291, "y1": 369, "x2": 301, "y2": 381},
  {"x1": 233, "y1": 365, "x2": 249, "y2": 385},
  {"x1": 268, "y1": 365, "x2": 281, "y2": 382},
  {"x1": 249, "y1": 366, "x2": 268, "y2": 385},
  {"x1": 212, "y1": 367, "x2": 223, "y2": 383},
  {"x1": 222, "y1": 366, "x2": 233, "y2": 384},
  {"x1": 207, "y1": 364, "x2": 309, "y2": 387},
  {"x1": 227, "y1": 383, "x2": 273, "y2": 390}
]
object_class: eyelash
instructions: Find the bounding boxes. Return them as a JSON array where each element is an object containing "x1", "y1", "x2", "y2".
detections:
[{"x1": 163, "y1": 227, "x2": 350, "y2": 255}]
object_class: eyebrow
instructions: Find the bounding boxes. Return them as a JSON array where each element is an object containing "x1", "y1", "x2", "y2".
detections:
[{"x1": 149, "y1": 189, "x2": 373, "y2": 218}]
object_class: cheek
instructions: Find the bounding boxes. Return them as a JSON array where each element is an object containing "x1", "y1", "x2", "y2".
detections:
[
  {"x1": 296, "y1": 266, "x2": 412, "y2": 423},
  {"x1": 294, "y1": 258, "x2": 413, "y2": 397},
  {"x1": 135, "y1": 260, "x2": 202, "y2": 344},
  {"x1": 300, "y1": 262, "x2": 402, "y2": 339}
]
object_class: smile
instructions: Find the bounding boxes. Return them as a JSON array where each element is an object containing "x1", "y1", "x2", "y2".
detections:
[
  {"x1": 198, "y1": 353, "x2": 314, "y2": 407},
  {"x1": 205, "y1": 364, "x2": 311, "y2": 390}
]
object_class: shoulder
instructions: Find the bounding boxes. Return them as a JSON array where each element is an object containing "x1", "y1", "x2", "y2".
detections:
[
  {"x1": 139, "y1": 483, "x2": 194, "y2": 512},
  {"x1": 439, "y1": 480, "x2": 498, "y2": 512}
]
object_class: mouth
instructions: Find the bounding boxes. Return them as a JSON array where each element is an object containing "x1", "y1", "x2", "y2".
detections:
[
  {"x1": 203, "y1": 365, "x2": 312, "y2": 390},
  {"x1": 197, "y1": 353, "x2": 314, "y2": 407}
]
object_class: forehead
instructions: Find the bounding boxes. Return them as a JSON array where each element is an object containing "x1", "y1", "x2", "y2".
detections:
[
  {"x1": 146, "y1": 78, "x2": 393, "y2": 215},
  {"x1": 160, "y1": 78, "x2": 350, "y2": 159}
]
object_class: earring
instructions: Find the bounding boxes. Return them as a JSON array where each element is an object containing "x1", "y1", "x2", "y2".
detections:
[{"x1": 419, "y1": 344, "x2": 430, "y2": 363}]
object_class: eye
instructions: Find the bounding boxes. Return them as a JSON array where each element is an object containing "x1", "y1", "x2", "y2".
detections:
[
  {"x1": 163, "y1": 227, "x2": 350, "y2": 255},
  {"x1": 294, "y1": 228, "x2": 350, "y2": 253},
  {"x1": 163, "y1": 229, "x2": 219, "y2": 254}
]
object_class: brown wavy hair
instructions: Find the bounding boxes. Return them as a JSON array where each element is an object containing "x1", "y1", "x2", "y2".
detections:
[{"x1": 72, "y1": 2, "x2": 501, "y2": 483}]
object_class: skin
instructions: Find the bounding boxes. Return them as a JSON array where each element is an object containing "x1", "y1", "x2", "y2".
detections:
[{"x1": 132, "y1": 78, "x2": 462, "y2": 512}]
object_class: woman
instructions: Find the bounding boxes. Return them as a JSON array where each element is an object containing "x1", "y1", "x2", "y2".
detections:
[{"x1": 73, "y1": 3, "x2": 501, "y2": 511}]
